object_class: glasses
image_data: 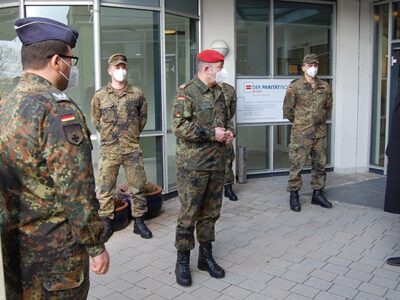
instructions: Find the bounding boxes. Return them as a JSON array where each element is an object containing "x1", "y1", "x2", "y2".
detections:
[{"x1": 47, "y1": 54, "x2": 79, "y2": 66}]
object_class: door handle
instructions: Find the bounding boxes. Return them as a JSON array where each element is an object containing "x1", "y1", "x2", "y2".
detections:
[{"x1": 391, "y1": 56, "x2": 397, "y2": 66}]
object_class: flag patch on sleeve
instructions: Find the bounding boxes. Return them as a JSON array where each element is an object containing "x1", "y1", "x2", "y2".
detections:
[{"x1": 60, "y1": 114, "x2": 76, "y2": 123}]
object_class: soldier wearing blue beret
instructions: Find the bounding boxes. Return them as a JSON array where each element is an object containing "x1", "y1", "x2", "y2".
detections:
[{"x1": 0, "y1": 17, "x2": 110, "y2": 299}]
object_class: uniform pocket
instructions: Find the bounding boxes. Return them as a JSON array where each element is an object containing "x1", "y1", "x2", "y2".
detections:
[
  {"x1": 100, "y1": 103, "x2": 117, "y2": 123},
  {"x1": 42, "y1": 268, "x2": 84, "y2": 291},
  {"x1": 197, "y1": 101, "x2": 214, "y2": 125}
]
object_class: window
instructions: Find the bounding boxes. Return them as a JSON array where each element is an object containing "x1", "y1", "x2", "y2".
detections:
[
  {"x1": 166, "y1": 0, "x2": 198, "y2": 16},
  {"x1": 165, "y1": 13, "x2": 197, "y2": 188},
  {"x1": 100, "y1": 7, "x2": 161, "y2": 132},
  {"x1": 102, "y1": 0, "x2": 159, "y2": 6},
  {"x1": 370, "y1": 4, "x2": 388, "y2": 167},
  {"x1": 274, "y1": 1, "x2": 333, "y2": 76},
  {"x1": 26, "y1": 6, "x2": 94, "y2": 131},
  {"x1": 236, "y1": 0, "x2": 270, "y2": 76},
  {"x1": 0, "y1": 6, "x2": 21, "y2": 96}
]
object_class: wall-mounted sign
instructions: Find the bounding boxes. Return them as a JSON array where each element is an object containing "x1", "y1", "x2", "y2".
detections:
[{"x1": 236, "y1": 78, "x2": 293, "y2": 124}]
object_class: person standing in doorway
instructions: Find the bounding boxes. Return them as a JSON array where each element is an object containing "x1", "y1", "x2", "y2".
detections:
[
  {"x1": 220, "y1": 82, "x2": 238, "y2": 201},
  {"x1": 283, "y1": 53, "x2": 333, "y2": 212},
  {"x1": 91, "y1": 53, "x2": 152, "y2": 240},
  {"x1": 0, "y1": 17, "x2": 109, "y2": 299},
  {"x1": 211, "y1": 41, "x2": 238, "y2": 201},
  {"x1": 172, "y1": 49, "x2": 234, "y2": 286}
]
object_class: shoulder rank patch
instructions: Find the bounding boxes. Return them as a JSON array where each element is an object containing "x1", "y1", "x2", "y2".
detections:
[
  {"x1": 52, "y1": 92, "x2": 69, "y2": 101},
  {"x1": 63, "y1": 123, "x2": 83, "y2": 145}
]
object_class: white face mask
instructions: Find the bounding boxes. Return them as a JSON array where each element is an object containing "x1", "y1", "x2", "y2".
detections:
[
  {"x1": 66, "y1": 66, "x2": 79, "y2": 89},
  {"x1": 216, "y1": 68, "x2": 228, "y2": 84},
  {"x1": 58, "y1": 57, "x2": 79, "y2": 90},
  {"x1": 305, "y1": 66, "x2": 318, "y2": 78},
  {"x1": 209, "y1": 67, "x2": 229, "y2": 84},
  {"x1": 113, "y1": 68, "x2": 127, "y2": 82}
]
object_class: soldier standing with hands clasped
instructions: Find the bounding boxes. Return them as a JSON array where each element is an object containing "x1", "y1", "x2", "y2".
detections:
[
  {"x1": 283, "y1": 54, "x2": 333, "y2": 212},
  {"x1": 91, "y1": 53, "x2": 152, "y2": 241},
  {"x1": 172, "y1": 49, "x2": 234, "y2": 286},
  {"x1": 0, "y1": 17, "x2": 109, "y2": 299}
]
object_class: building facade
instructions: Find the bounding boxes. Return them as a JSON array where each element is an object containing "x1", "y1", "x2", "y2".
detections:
[
  {"x1": 1, "y1": 0, "x2": 399, "y2": 294},
  {"x1": 0, "y1": 0, "x2": 395, "y2": 192}
]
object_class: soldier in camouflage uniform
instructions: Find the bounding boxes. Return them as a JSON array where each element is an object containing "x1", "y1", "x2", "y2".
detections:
[
  {"x1": 210, "y1": 43, "x2": 239, "y2": 201},
  {"x1": 220, "y1": 82, "x2": 239, "y2": 201},
  {"x1": 0, "y1": 17, "x2": 110, "y2": 299},
  {"x1": 91, "y1": 53, "x2": 152, "y2": 240},
  {"x1": 283, "y1": 54, "x2": 333, "y2": 212},
  {"x1": 172, "y1": 49, "x2": 234, "y2": 286}
]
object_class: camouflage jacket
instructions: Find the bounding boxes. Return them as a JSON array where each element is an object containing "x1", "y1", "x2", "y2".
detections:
[
  {"x1": 283, "y1": 76, "x2": 333, "y2": 138},
  {"x1": 0, "y1": 72, "x2": 104, "y2": 263},
  {"x1": 91, "y1": 82, "x2": 147, "y2": 154},
  {"x1": 172, "y1": 76, "x2": 234, "y2": 171},
  {"x1": 219, "y1": 82, "x2": 237, "y2": 121}
]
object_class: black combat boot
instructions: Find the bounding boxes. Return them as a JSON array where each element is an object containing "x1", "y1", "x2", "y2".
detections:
[
  {"x1": 100, "y1": 216, "x2": 113, "y2": 243},
  {"x1": 311, "y1": 189, "x2": 332, "y2": 208},
  {"x1": 133, "y1": 217, "x2": 153, "y2": 239},
  {"x1": 289, "y1": 191, "x2": 301, "y2": 212},
  {"x1": 386, "y1": 256, "x2": 400, "y2": 266},
  {"x1": 175, "y1": 250, "x2": 192, "y2": 286},
  {"x1": 198, "y1": 243, "x2": 225, "y2": 278},
  {"x1": 224, "y1": 184, "x2": 238, "y2": 201}
]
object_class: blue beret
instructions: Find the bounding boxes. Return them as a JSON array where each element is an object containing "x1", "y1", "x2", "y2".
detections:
[{"x1": 14, "y1": 17, "x2": 79, "y2": 48}]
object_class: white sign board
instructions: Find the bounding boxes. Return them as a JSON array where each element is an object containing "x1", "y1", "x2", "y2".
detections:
[{"x1": 236, "y1": 79, "x2": 292, "y2": 124}]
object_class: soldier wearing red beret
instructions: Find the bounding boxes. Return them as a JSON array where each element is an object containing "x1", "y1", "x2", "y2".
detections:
[{"x1": 171, "y1": 49, "x2": 234, "y2": 286}]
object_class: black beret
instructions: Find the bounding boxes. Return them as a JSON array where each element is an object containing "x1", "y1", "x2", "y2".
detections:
[{"x1": 14, "y1": 17, "x2": 79, "y2": 48}]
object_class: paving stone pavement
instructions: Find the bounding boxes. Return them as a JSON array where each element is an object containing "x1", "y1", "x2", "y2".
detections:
[{"x1": 88, "y1": 172, "x2": 400, "y2": 300}]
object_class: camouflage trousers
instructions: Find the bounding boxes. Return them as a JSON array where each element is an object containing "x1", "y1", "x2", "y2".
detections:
[
  {"x1": 97, "y1": 151, "x2": 147, "y2": 218},
  {"x1": 20, "y1": 252, "x2": 89, "y2": 300},
  {"x1": 287, "y1": 136, "x2": 327, "y2": 192},
  {"x1": 175, "y1": 168, "x2": 224, "y2": 251},
  {"x1": 224, "y1": 143, "x2": 235, "y2": 185}
]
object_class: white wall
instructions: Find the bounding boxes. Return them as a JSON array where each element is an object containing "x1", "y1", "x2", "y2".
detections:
[
  {"x1": 201, "y1": 0, "x2": 236, "y2": 87},
  {"x1": 334, "y1": 0, "x2": 373, "y2": 173}
]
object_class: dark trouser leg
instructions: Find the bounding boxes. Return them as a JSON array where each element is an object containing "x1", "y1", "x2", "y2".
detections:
[
  {"x1": 175, "y1": 169, "x2": 210, "y2": 251},
  {"x1": 310, "y1": 137, "x2": 332, "y2": 208}
]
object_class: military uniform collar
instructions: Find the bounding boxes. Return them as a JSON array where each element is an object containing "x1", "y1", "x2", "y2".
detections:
[
  {"x1": 21, "y1": 71, "x2": 53, "y2": 88},
  {"x1": 107, "y1": 81, "x2": 134, "y2": 94},
  {"x1": 301, "y1": 75, "x2": 322, "y2": 86},
  {"x1": 193, "y1": 75, "x2": 211, "y2": 94}
]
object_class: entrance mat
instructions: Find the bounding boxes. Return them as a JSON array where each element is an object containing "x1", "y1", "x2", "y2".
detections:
[{"x1": 306, "y1": 177, "x2": 386, "y2": 209}]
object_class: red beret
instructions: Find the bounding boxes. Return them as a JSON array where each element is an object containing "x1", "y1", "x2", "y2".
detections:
[{"x1": 197, "y1": 49, "x2": 224, "y2": 63}]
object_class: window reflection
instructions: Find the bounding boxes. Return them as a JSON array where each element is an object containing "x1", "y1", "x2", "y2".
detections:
[
  {"x1": 26, "y1": 6, "x2": 94, "y2": 131},
  {"x1": 237, "y1": 126, "x2": 270, "y2": 171},
  {"x1": 165, "y1": 13, "x2": 197, "y2": 188},
  {"x1": 0, "y1": 7, "x2": 21, "y2": 97},
  {"x1": 274, "y1": 1, "x2": 333, "y2": 76},
  {"x1": 236, "y1": 0, "x2": 270, "y2": 76},
  {"x1": 371, "y1": 4, "x2": 388, "y2": 167}
]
